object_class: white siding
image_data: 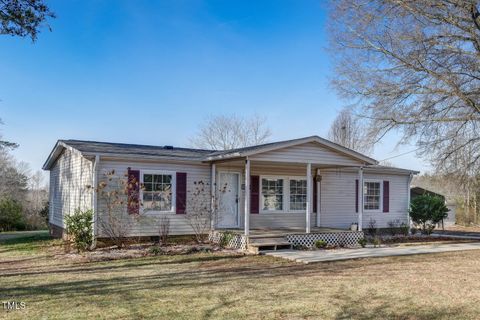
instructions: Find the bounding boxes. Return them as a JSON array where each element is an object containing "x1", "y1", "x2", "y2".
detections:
[
  {"x1": 216, "y1": 162, "x2": 315, "y2": 229},
  {"x1": 215, "y1": 164, "x2": 410, "y2": 230},
  {"x1": 250, "y1": 142, "x2": 364, "y2": 166},
  {"x1": 320, "y1": 169, "x2": 409, "y2": 229},
  {"x1": 48, "y1": 149, "x2": 93, "y2": 228},
  {"x1": 96, "y1": 159, "x2": 210, "y2": 236}
]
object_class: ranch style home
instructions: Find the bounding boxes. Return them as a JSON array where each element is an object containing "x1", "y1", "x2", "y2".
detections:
[{"x1": 43, "y1": 136, "x2": 418, "y2": 248}]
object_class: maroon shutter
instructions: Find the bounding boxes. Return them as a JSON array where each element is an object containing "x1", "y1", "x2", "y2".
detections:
[
  {"x1": 176, "y1": 172, "x2": 187, "y2": 214},
  {"x1": 250, "y1": 175, "x2": 260, "y2": 214},
  {"x1": 383, "y1": 180, "x2": 390, "y2": 213},
  {"x1": 355, "y1": 179, "x2": 359, "y2": 213},
  {"x1": 127, "y1": 168, "x2": 140, "y2": 215},
  {"x1": 313, "y1": 177, "x2": 317, "y2": 213}
]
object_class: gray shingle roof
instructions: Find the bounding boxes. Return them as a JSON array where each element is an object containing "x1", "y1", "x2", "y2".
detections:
[{"x1": 59, "y1": 139, "x2": 214, "y2": 159}]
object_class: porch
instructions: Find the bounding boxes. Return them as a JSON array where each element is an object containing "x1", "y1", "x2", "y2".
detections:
[
  {"x1": 209, "y1": 227, "x2": 365, "y2": 252},
  {"x1": 210, "y1": 158, "x2": 368, "y2": 236},
  {"x1": 225, "y1": 227, "x2": 351, "y2": 238}
]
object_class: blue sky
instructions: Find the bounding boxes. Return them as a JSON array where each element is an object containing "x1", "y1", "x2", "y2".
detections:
[{"x1": 0, "y1": 0, "x2": 428, "y2": 174}]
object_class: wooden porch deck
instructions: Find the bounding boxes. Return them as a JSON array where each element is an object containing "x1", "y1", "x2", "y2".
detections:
[{"x1": 223, "y1": 227, "x2": 353, "y2": 238}]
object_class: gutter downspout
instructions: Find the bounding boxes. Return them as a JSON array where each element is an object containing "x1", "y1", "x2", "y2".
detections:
[{"x1": 91, "y1": 155, "x2": 100, "y2": 249}]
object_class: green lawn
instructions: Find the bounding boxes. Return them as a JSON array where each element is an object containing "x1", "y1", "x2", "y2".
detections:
[{"x1": 1, "y1": 232, "x2": 480, "y2": 319}]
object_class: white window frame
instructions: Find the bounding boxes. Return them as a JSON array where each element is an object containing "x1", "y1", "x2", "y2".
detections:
[
  {"x1": 259, "y1": 175, "x2": 307, "y2": 213},
  {"x1": 363, "y1": 179, "x2": 383, "y2": 212},
  {"x1": 140, "y1": 170, "x2": 176, "y2": 214}
]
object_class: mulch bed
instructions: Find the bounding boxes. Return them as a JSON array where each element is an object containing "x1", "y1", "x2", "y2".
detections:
[{"x1": 63, "y1": 242, "x2": 241, "y2": 263}]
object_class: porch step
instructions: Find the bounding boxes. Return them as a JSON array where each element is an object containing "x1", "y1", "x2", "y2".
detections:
[{"x1": 248, "y1": 237, "x2": 292, "y2": 254}]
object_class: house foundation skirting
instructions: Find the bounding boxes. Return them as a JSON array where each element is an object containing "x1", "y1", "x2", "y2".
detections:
[
  {"x1": 49, "y1": 223, "x2": 67, "y2": 239},
  {"x1": 209, "y1": 230, "x2": 247, "y2": 250},
  {"x1": 286, "y1": 231, "x2": 364, "y2": 248}
]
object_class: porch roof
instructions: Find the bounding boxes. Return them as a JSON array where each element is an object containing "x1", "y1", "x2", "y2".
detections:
[{"x1": 204, "y1": 135, "x2": 378, "y2": 165}]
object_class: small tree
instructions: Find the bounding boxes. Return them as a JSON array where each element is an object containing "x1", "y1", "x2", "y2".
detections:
[
  {"x1": 185, "y1": 180, "x2": 228, "y2": 243},
  {"x1": 409, "y1": 195, "x2": 449, "y2": 234},
  {"x1": 96, "y1": 170, "x2": 141, "y2": 248},
  {"x1": 185, "y1": 181, "x2": 214, "y2": 243},
  {"x1": 158, "y1": 215, "x2": 170, "y2": 245}
]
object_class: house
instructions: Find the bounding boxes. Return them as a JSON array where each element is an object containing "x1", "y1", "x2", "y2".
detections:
[
  {"x1": 410, "y1": 186, "x2": 456, "y2": 228},
  {"x1": 42, "y1": 136, "x2": 418, "y2": 247}
]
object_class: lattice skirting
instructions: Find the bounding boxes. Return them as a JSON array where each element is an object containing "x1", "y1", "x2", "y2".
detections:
[
  {"x1": 209, "y1": 231, "x2": 247, "y2": 250},
  {"x1": 286, "y1": 231, "x2": 364, "y2": 248}
]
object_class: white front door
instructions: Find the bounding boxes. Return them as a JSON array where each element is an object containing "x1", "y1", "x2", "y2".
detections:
[{"x1": 217, "y1": 172, "x2": 240, "y2": 228}]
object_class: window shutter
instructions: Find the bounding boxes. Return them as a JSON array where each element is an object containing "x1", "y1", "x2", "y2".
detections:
[
  {"x1": 127, "y1": 168, "x2": 140, "y2": 215},
  {"x1": 176, "y1": 172, "x2": 187, "y2": 214},
  {"x1": 313, "y1": 177, "x2": 317, "y2": 213},
  {"x1": 250, "y1": 175, "x2": 260, "y2": 214},
  {"x1": 355, "y1": 179, "x2": 359, "y2": 213},
  {"x1": 383, "y1": 180, "x2": 390, "y2": 213}
]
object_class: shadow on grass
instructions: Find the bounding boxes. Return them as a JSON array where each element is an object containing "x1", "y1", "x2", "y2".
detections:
[
  {"x1": 332, "y1": 291, "x2": 463, "y2": 320},
  {"x1": 0, "y1": 231, "x2": 51, "y2": 245},
  {"x1": 0, "y1": 250, "x2": 476, "y2": 319}
]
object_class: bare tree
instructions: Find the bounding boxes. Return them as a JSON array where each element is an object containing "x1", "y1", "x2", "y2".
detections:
[
  {"x1": 190, "y1": 114, "x2": 271, "y2": 150},
  {"x1": 328, "y1": 108, "x2": 373, "y2": 154},
  {"x1": 96, "y1": 170, "x2": 139, "y2": 248},
  {"x1": 329, "y1": 0, "x2": 480, "y2": 175}
]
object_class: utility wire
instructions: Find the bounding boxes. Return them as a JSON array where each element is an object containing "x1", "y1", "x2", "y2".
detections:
[{"x1": 379, "y1": 147, "x2": 423, "y2": 162}]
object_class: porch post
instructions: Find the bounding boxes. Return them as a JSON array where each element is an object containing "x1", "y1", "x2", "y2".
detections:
[
  {"x1": 306, "y1": 163, "x2": 312, "y2": 233},
  {"x1": 358, "y1": 167, "x2": 364, "y2": 231},
  {"x1": 316, "y1": 168, "x2": 321, "y2": 227},
  {"x1": 210, "y1": 163, "x2": 216, "y2": 230},
  {"x1": 244, "y1": 158, "x2": 250, "y2": 236}
]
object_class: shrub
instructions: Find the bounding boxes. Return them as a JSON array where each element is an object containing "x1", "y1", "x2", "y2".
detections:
[
  {"x1": 293, "y1": 244, "x2": 309, "y2": 250},
  {"x1": 0, "y1": 198, "x2": 25, "y2": 231},
  {"x1": 358, "y1": 238, "x2": 367, "y2": 248},
  {"x1": 314, "y1": 239, "x2": 328, "y2": 249},
  {"x1": 425, "y1": 224, "x2": 436, "y2": 235},
  {"x1": 158, "y1": 216, "x2": 170, "y2": 245},
  {"x1": 387, "y1": 219, "x2": 402, "y2": 236},
  {"x1": 219, "y1": 231, "x2": 234, "y2": 248},
  {"x1": 410, "y1": 227, "x2": 418, "y2": 235},
  {"x1": 65, "y1": 209, "x2": 93, "y2": 252},
  {"x1": 400, "y1": 222, "x2": 409, "y2": 236},
  {"x1": 149, "y1": 246, "x2": 162, "y2": 256},
  {"x1": 409, "y1": 194, "x2": 448, "y2": 234},
  {"x1": 373, "y1": 236, "x2": 381, "y2": 248},
  {"x1": 366, "y1": 218, "x2": 377, "y2": 237}
]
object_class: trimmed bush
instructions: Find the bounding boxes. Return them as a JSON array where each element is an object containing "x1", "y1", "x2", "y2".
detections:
[
  {"x1": 65, "y1": 209, "x2": 93, "y2": 252},
  {"x1": 409, "y1": 194, "x2": 448, "y2": 234},
  {"x1": 358, "y1": 238, "x2": 367, "y2": 248},
  {"x1": 314, "y1": 239, "x2": 328, "y2": 249},
  {"x1": 219, "y1": 231, "x2": 234, "y2": 248}
]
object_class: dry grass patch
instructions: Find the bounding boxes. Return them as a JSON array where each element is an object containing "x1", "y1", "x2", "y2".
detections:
[{"x1": 1, "y1": 232, "x2": 480, "y2": 319}]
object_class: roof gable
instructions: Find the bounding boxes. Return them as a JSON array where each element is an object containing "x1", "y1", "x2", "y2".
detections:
[{"x1": 205, "y1": 136, "x2": 378, "y2": 165}]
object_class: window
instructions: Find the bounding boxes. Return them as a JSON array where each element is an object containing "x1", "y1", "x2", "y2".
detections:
[
  {"x1": 289, "y1": 179, "x2": 307, "y2": 210},
  {"x1": 364, "y1": 181, "x2": 381, "y2": 210},
  {"x1": 142, "y1": 173, "x2": 173, "y2": 212},
  {"x1": 261, "y1": 178, "x2": 284, "y2": 211}
]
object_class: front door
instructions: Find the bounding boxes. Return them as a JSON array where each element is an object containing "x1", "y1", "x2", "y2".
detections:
[{"x1": 217, "y1": 172, "x2": 240, "y2": 228}]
